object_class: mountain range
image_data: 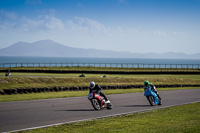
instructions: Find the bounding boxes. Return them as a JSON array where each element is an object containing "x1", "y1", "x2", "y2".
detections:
[{"x1": 0, "y1": 40, "x2": 199, "y2": 59}]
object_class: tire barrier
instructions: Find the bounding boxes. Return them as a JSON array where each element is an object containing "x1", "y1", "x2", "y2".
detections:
[
  {"x1": 0, "y1": 69, "x2": 200, "y2": 74},
  {"x1": 1, "y1": 84, "x2": 200, "y2": 95}
]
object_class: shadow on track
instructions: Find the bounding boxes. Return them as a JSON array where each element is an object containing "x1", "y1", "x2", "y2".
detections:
[
  {"x1": 119, "y1": 105, "x2": 150, "y2": 107},
  {"x1": 55, "y1": 109, "x2": 95, "y2": 112}
]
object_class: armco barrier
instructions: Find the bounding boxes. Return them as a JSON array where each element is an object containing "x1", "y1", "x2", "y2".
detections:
[
  {"x1": 1, "y1": 62, "x2": 200, "y2": 69},
  {"x1": 0, "y1": 69, "x2": 200, "y2": 74},
  {"x1": 1, "y1": 84, "x2": 200, "y2": 95}
]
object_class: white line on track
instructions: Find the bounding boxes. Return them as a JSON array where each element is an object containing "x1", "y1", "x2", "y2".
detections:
[{"x1": 7, "y1": 100, "x2": 200, "y2": 133}]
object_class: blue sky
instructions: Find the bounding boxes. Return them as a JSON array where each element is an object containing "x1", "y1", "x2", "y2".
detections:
[{"x1": 0, "y1": 0, "x2": 200, "y2": 54}]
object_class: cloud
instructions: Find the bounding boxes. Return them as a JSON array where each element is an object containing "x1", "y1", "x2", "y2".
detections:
[
  {"x1": 67, "y1": 16, "x2": 108, "y2": 35},
  {"x1": 128, "y1": 28, "x2": 139, "y2": 34},
  {"x1": 152, "y1": 30, "x2": 187, "y2": 38},
  {"x1": 23, "y1": 15, "x2": 64, "y2": 31},
  {"x1": 0, "y1": 9, "x2": 126, "y2": 37},
  {"x1": 0, "y1": 9, "x2": 17, "y2": 20},
  {"x1": 0, "y1": 10, "x2": 18, "y2": 30},
  {"x1": 44, "y1": 15, "x2": 64, "y2": 30},
  {"x1": 172, "y1": 32, "x2": 186, "y2": 36},
  {"x1": 0, "y1": 9, "x2": 64, "y2": 32},
  {"x1": 74, "y1": 16, "x2": 107, "y2": 31},
  {"x1": 0, "y1": 9, "x2": 194, "y2": 54},
  {"x1": 153, "y1": 30, "x2": 168, "y2": 37}
]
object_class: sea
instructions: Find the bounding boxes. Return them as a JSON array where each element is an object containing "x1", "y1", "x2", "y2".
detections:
[{"x1": 0, "y1": 56, "x2": 200, "y2": 68}]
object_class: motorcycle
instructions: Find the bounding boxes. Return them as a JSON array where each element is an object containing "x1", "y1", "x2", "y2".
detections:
[
  {"x1": 5, "y1": 72, "x2": 11, "y2": 76},
  {"x1": 144, "y1": 86, "x2": 162, "y2": 106},
  {"x1": 88, "y1": 92, "x2": 112, "y2": 110}
]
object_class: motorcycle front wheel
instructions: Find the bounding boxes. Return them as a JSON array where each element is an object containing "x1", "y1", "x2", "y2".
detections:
[
  {"x1": 158, "y1": 97, "x2": 162, "y2": 105},
  {"x1": 91, "y1": 99, "x2": 101, "y2": 110},
  {"x1": 106, "y1": 103, "x2": 113, "y2": 110},
  {"x1": 148, "y1": 96, "x2": 155, "y2": 106}
]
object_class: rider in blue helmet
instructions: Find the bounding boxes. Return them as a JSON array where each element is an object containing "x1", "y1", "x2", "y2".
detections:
[{"x1": 144, "y1": 80, "x2": 161, "y2": 99}]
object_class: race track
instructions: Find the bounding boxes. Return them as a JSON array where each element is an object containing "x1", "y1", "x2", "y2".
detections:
[{"x1": 0, "y1": 89, "x2": 200, "y2": 132}]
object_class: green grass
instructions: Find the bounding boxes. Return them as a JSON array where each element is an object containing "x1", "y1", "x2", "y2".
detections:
[
  {"x1": 1, "y1": 72, "x2": 200, "y2": 80},
  {"x1": 0, "y1": 87, "x2": 199, "y2": 102},
  {"x1": 18, "y1": 102, "x2": 200, "y2": 133},
  {"x1": 1, "y1": 73, "x2": 200, "y2": 90},
  {"x1": 1, "y1": 66, "x2": 200, "y2": 72}
]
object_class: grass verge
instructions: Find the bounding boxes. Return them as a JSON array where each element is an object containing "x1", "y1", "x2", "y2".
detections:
[
  {"x1": 1, "y1": 73, "x2": 200, "y2": 90},
  {"x1": 0, "y1": 87, "x2": 199, "y2": 102},
  {"x1": 18, "y1": 102, "x2": 200, "y2": 133},
  {"x1": 1, "y1": 66, "x2": 200, "y2": 72}
]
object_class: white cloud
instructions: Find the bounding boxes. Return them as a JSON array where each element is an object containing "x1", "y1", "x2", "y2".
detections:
[
  {"x1": 0, "y1": 9, "x2": 198, "y2": 54},
  {"x1": 116, "y1": 26, "x2": 124, "y2": 33},
  {"x1": 172, "y1": 32, "x2": 186, "y2": 36},
  {"x1": 44, "y1": 15, "x2": 64, "y2": 30},
  {"x1": 23, "y1": 17, "x2": 44, "y2": 28},
  {"x1": 0, "y1": 10, "x2": 64, "y2": 32},
  {"x1": 153, "y1": 30, "x2": 168, "y2": 37},
  {"x1": 74, "y1": 16, "x2": 107, "y2": 31},
  {"x1": 0, "y1": 9, "x2": 17, "y2": 20},
  {"x1": 152, "y1": 30, "x2": 187, "y2": 38},
  {"x1": 128, "y1": 28, "x2": 139, "y2": 34}
]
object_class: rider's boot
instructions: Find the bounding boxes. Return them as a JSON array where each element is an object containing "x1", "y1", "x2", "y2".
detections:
[
  {"x1": 104, "y1": 97, "x2": 108, "y2": 101},
  {"x1": 157, "y1": 93, "x2": 161, "y2": 100}
]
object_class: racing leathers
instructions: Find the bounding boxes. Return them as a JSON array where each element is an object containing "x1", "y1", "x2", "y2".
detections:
[
  {"x1": 144, "y1": 83, "x2": 161, "y2": 99},
  {"x1": 89, "y1": 84, "x2": 108, "y2": 101}
]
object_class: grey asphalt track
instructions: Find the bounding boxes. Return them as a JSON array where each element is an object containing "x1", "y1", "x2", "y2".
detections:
[{"x1": 0, "y1": 89, "x2": 200, "y2": 132}]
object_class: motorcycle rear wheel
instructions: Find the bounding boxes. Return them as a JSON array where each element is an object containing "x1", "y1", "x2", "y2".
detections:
[{"x1": 91, "y1": 99, "x2": 101, "y2": 110}]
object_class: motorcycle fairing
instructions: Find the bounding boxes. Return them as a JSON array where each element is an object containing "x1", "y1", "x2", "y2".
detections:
[{"x1": 144, "y1": 87, "x2": 160, "y2": 105}]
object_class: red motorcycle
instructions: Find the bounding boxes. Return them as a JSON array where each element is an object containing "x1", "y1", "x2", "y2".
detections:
[{"x1": 88, "y1": 92, "x2": 112, "y2": 110}]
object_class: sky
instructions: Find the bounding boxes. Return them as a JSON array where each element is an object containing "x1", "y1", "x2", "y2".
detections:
[{"x1": 0, "y1": 0, "x2": 200, "y2": 54}]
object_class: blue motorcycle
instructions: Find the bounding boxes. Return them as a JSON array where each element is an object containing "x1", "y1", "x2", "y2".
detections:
[{"x1": 144, "y1": 86, "x2": 162, "y2": 106}]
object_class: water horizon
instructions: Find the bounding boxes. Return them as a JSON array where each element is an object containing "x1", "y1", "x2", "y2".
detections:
[{"x1": 0, "y1": 56, "x2": 200, "y2": 64}]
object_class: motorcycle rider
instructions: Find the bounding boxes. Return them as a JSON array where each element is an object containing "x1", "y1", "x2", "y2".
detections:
[
  {"x1": 144, "y1": 80, "x2": 161, "y2": 100},
  {"x1": 5, "y1": 70, "x2": 11, "y2": 76},
  {"x1": 89, "y1": 81, "x2": 108, "y2": 101}
]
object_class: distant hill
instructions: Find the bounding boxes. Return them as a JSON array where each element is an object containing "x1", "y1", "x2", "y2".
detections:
[{"x1": 0, "y1": 40, "x2": 199, "y2": 59}]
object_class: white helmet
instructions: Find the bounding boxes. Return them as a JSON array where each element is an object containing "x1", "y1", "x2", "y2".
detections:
[{"x1": 89, "y1": 81, "x2": 95, "y2": 89}]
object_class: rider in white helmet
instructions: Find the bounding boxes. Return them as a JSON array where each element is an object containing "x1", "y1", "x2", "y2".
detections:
[{"x1": 89, "y1": 81, "x2": 108, "y2": 101}]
